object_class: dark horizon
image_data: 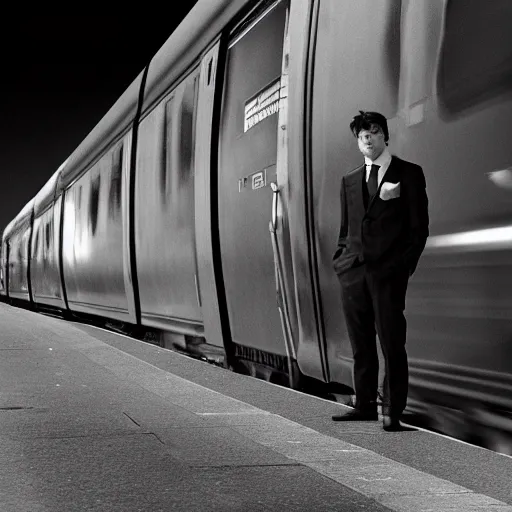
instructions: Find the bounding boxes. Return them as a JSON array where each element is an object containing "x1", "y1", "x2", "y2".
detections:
[{"x1": 0, "y1": 9, "x2": 198, "y2": 231}]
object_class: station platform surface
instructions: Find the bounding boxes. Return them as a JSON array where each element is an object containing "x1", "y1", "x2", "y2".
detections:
[{"x1": 1, "y1": 302, "x2": 512, "y2": 512}]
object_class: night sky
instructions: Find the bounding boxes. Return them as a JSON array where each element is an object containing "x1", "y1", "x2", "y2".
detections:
[{"x1": 0, "y1": 7, "x2": 198, "y2": 231}]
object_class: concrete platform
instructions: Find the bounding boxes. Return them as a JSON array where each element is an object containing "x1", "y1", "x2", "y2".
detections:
[{"x1": 1, "y1": 302, "x2": 512, "y2": 511}]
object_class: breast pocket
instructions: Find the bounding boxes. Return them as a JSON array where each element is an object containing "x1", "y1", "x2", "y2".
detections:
[{"x1": 379, "y1": 181, "x2": 401, "y2": 201}]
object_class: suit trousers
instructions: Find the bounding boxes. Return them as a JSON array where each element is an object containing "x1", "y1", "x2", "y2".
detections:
[{"x1": 338, "y1": 264, "x2": 410, "y2": 417}]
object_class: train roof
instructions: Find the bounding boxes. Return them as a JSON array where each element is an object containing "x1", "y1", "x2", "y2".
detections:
[
  {"x1": 33, "y1": 161, "x2": 67, "y2": 216},
  {"x1": 7, "y1": 197, "x2": 35, "y2": 237},
  {"x1": 56, "y1": 71, "x2": 144, "y2": 194},
  {"x1": 1, "y1": 159, "x2": 64, "y2": 238},
  {"x1": 2, "y1": 218, "x2": 15, "y2": 243},
  {"x1": 57, "y1": 0, "x2": 253, "y2": 194}
]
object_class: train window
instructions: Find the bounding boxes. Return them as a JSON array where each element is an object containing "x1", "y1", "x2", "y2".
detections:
[
  {"x1": 89, "y1": 174, "x2": 101, "y2": 236},
  {"x1": 160, "y1": 73, "x2": 197, "y2": 203},
  {"x1": 33, "y1": 230, "x2": 40, "y2": 257},
  {"x1": 438, "y1": 0, "x2": 512, "y2": 115},
  {"x1": 109, "y1": 146, "x2": 123, "y2": 218},
  {"x1": 179, "y1": 76, "x2": 197, "y2": 186},
  {"x1": 207, "y1": 57, "x2": 213, "y2": 86},
  {"x1": 161, "y1": 97, "x2": 173, "y2": 204},
  {"x1": 45, "y1": 222, "x2": 50, "y2": 251}
]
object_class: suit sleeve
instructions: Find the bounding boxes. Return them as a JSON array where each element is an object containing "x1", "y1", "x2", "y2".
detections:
[
  {"x1": 402, "y1": 166, "x2": 429, "y2": 275},
  {"x1": 332, "y1": 176, "x2": 348, "y2": 263}
]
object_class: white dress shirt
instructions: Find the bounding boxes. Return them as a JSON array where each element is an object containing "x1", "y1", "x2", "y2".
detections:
[{"x1": 364, "y1": 147, "x2": 392, "y2": 187}]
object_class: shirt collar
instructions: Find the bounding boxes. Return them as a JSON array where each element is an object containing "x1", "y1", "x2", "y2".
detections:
[{"x1": 364, "y1": 147, "x2": 391, "y2": 167}]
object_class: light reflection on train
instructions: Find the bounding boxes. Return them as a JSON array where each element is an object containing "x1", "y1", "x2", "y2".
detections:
[{"x1": 1, "y1": 0, "x2": 512, "y2": 453}]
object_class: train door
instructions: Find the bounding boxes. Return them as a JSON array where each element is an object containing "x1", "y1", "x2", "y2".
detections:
[
  {"x1": 217, "y1": 1, "x2": 291, "y2": 370},
  {"x1": 306, "y1": 0, "x2": 403, "y2": 390}
]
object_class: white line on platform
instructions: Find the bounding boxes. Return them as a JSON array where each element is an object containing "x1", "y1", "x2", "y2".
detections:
[{"x1": 197, "y1": 411, "x2": 273, "y2": 416}]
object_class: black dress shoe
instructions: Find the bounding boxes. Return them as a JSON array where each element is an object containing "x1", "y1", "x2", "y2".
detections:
[
  {"x1": 332, "y1": 409, "x2": 378, "y2": 422},
  {"x1": 382, "y1": 415, "x2": 403, "y2": 431}
]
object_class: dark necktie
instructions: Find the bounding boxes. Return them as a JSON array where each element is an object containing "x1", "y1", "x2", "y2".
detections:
[{"x1": 367, "y1": 164, "x2": 379, "y2": 199}]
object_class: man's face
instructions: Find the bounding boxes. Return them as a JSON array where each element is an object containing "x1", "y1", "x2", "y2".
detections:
[{"x1": 356, "y1": 123, "x2": 386, "y2": 161}]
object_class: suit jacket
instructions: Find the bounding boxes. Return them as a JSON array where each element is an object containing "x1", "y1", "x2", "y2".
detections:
[{"x1": 333, "y1": 155, "x2": 429, "y2": 277}]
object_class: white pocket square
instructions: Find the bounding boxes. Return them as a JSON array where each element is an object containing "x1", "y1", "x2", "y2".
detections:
[{"x1": 379, "y1": 181, "x2": 401, "y2": 200}]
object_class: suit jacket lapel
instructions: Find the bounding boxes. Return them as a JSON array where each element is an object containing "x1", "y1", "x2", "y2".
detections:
[{"x1": 346, "y1": 164, "x2": 365, "y2": 213}]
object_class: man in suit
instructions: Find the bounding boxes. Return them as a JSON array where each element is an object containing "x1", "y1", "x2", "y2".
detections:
[{"x1": 332, "y1": 111, "x2": 429, "y2": 431}]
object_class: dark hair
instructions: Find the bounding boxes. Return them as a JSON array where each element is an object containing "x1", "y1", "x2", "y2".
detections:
[{"x1": 349, "y1": 110, "x2": 389, "y2": 143}]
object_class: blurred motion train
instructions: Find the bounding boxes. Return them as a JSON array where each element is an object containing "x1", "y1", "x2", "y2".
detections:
[{"x1": 1, "y1": 0, "x2": 512, "y2": 453}]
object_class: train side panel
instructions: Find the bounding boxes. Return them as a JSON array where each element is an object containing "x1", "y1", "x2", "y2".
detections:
[
  {"x1": 7, "y1": 222, "x2": 32, "y2": 302},
  {"x1": 135, "y1": 69, "x2": 203, "y2": 335},
  {"x1": 30, "y1": 199, "x2": 66, "y2": 309},
  {"x1": 6, "y1": 198, "x2": 35, "y2": 303},
  {"x1": 62, "y1": 140, "x2": 133, "y2": 322},
  {"x1": 30, "y1": 167, "x2": 66, "y2": 310},
  {"x1": 0, "y1": 220, "x2": 13, "y2": 297},
  {"x1": 0, "y1": 243, "x2": 3, "y2": 296}
]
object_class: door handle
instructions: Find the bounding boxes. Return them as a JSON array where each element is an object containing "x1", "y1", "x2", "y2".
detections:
[
  {"x1": 267, "y1": 179, "x2": 297, "y2": 370},
  {"x1": 269, "y1": 182, "x2": 278, "y2": 233}
]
